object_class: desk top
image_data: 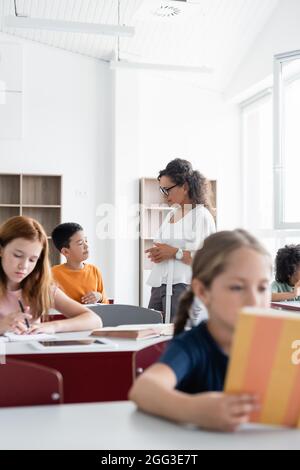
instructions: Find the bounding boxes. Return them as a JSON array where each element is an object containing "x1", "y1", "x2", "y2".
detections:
[
  {"x1": 4, "y1": 331, "x2": 170, "y2": 356},
  {"x1": 0, "y1": 401, "x2": 299, "y2": 450}
]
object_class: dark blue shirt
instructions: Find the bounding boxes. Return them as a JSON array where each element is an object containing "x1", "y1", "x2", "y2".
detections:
[{"x1": 159, "y1": 321, "x2": 228, "y2": 394}]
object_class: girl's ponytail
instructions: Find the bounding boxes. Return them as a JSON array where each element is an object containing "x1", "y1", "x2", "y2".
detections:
[{"x1": 174, "y1": 289, "x2": 194, "y2": 336}]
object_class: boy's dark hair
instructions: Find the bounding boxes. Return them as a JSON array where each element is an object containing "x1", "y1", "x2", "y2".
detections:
[
  {"x1": 51, "y1": 223, "x2": 83, "y2": 252},
  {"x1": 275, "y1": 245, "x2": 300, "y2": 284}
]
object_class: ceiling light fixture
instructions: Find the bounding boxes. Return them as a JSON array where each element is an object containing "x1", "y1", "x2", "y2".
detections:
[
  {"x1": 5, "y1": 0, "x2": 135, "y2": 38},
  {"x1": 4, "y1": 16, "x2": 135, "y2": 37},
  {"x1": 110, "y1": 60, "x2": 213, "y2": 74}
]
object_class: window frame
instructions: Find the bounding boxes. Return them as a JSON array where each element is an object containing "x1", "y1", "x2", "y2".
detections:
[
  {"x1": 274, "y1": 49, "x2": 300, "y2": 229},
  {"x1": 240, "y1": 88, "x2": 273, "y2": 230}
]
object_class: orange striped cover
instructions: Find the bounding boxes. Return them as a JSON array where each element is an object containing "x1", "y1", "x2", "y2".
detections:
[{"x1": 225, "y1": 308, "x2": 300, "y2": 428}]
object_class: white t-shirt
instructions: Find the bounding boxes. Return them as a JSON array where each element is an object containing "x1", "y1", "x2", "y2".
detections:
[{"x1": 147, "y1": 205, "x2": 216, "y2": 288}]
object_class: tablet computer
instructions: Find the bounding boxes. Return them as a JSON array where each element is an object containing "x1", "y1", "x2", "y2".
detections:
[
  {"x1": 38, "y1": 339, "x2": 100, "y2": 347},
  {"x1": 31, "y1": 338, "x2": 118, "y2": 350}
]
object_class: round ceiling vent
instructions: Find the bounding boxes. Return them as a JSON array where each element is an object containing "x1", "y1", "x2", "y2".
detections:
[{"x1": 153, "y1": 5, "x2": 182, "y2": 18}]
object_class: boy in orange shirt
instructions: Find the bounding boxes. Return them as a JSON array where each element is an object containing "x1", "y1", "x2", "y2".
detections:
[{"x1": 51, "y1": 223, "x2": 108, "y2": 305}]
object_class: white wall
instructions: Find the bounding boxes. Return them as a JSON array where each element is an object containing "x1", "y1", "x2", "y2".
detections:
[
  {"x1": 113, "y1": 69, "x2": 141, "y2": 305},
  {"x1": 139, "y1": 73, "x2": 241, "y2": 230},
  {"x1": 0, "y1": 33, "x2": 114, "y2": 297},
  {"x1": 227, "y1": 0, "x2": 300, "y2": 99}
]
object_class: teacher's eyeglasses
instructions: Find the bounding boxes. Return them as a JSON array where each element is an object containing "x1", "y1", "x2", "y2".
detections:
[{"x1": 159, "y1": 184, "x2": 178, "y2": 197}]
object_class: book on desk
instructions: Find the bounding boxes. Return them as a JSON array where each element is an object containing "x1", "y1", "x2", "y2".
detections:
[
  {"x1": 91, "y1": 323, "x2": 174, "y2": 340},
  {"x1": 271, "y1": 301, "x2": 300, "y2": 312},
  {"x1": 225, "y1": 307, "x2": 300, "y2": 428}
]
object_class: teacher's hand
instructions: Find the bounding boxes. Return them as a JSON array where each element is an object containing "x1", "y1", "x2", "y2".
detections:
[{"x1": 145, "y1": 243, "x2": 177, "y2": 264}]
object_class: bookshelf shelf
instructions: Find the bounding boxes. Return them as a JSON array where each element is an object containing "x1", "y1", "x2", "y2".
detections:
[{"x1": 0, "y1": 174, "x2": 62, "y2": 265}]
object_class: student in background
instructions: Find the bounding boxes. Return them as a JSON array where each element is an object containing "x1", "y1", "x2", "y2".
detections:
[
  {"x1": 271, "y1": 245, "x2": 300, "y2": 302},
  {"x1": 0, "y1": 216, "x2": 102, "y2": 335},
  {"x1": 51, "y1": 223, "x2": 108, "y2": 305},
  {"x1": 146, "y1": 159, "x2": 216, "y2": 322},
  {"x1": 130, "y1": 229, "x2": 271, "y2": 432}
]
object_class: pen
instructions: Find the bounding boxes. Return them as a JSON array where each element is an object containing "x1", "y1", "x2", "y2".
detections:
[{"x1": 18, "y1": 300, "x2": 30, "y2": 329}]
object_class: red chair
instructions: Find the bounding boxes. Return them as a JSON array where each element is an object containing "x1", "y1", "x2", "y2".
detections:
[
  {"x1": 132, "y1": 340, "x2": 170, "y2": 380},
  {"x1": 0, "y1": 359, "x2": 64, "y2": 407},
  {"x1": 47, "y1": 314, "x2": 65, "y2": 322}
]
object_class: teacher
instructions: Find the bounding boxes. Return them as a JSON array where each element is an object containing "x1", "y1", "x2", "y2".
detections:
[{"x1": 146, "y1": 159, "x2": 216, "y2": 323}]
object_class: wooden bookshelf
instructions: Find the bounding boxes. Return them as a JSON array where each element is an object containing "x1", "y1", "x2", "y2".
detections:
[
  {"x1": 0, "y1": 174, "x2": 62, "y2": 265},
  {"x1": 139, "y1": 177, "x2": 217, "y2": 307},
  {"x1": 139, "y1": 178, "x2": 172, "y2": 308}
]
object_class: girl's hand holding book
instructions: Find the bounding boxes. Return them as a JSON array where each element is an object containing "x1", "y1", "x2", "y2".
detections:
[{"x1": 190, "y1": 392, "x2": 260, "y2": 432}]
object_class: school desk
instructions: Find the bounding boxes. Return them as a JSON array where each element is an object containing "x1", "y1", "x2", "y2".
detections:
[
  {"x1": 4, "y1": 332, "x2": 170, "y2": 404},
  {"x1": 0, "y1": 401, "x2": 299, "y2": 450}
]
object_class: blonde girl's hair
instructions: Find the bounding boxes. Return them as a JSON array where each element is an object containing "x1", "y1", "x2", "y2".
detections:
[
  {"x1": 0, "y1": 216, "x2": 52, "y2": 320},
  {"x1": 174, "y1": 229, "x2": 271, "y2": 335}
]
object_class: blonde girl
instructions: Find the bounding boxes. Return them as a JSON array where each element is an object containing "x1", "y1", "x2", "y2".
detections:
[{"x1": 130, "y1": 229, "x2": 272, "y2": 432}]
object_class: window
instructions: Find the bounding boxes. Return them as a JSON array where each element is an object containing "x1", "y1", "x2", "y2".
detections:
[
  {"x1": 241, "y1": 91, "x2": 273, "y2": 232},
  {"x1": 274, "y1": 51, "x2": 300, "y2": 228},
  {"x1": 241, "y1": 50, "x2": 300, "y2": 261}
]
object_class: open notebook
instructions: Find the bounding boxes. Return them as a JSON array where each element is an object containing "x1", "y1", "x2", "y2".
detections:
[
  {"x1": 0, "y1": 332, "x2": 57, "y2": 343},
  {"x1": 91, "y1": 323, "x2": 174, "y2": 340}
]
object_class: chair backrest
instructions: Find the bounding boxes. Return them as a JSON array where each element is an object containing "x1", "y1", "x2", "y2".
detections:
[
  {"x1": 0, "y1": 359, "x2": 64, "y2": 407},
  {"x1": 88, "y1": 304, "x2": 163, "y2": 327},
  {"x1": 132, "y1": 340, "x2": 170, "y2": 380}
]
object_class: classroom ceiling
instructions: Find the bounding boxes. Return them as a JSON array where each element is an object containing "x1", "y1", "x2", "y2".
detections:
[{"x1": 0, "y1": 0, "x2": 279, "y2": 90}]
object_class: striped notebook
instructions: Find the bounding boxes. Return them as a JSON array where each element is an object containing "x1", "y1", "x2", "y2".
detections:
[{"x1": 225, "y1": 307, "x2": 300, "y2": 428}]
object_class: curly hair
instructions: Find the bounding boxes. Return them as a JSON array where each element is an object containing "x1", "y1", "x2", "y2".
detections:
[
  {"x1": 158, "y1": 158, "x2": 214, "y2": 215},
  {"x1": 275, "y1": 245, "x2": 300, "y2": 285}
]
